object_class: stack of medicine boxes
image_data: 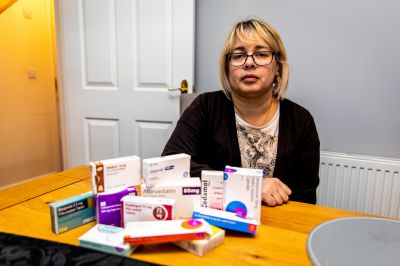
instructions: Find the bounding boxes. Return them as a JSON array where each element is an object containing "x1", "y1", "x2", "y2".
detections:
[
  {"x1": 78, "y1": 153, "x2": 224, "y2": 257},
  {"x1": 79, "y1": 156, "x2": 142, "y2": 256},
  {"x1": 51, "y1": 153, "x2": 263, "y2": 257},
  {"x1": 194, "y1": 167, "x2": 263, "y2": 235}
]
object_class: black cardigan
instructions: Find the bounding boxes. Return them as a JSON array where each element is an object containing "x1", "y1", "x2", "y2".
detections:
[{"x1": 162, "y1": 91, "x2": 320, "y2": 204}]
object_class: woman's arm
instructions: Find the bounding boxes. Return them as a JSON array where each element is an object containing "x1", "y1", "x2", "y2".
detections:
[
  {"x1": 274, "y1": 100, "x2": 320, "y2": 205},
  {"x1": 289, "y1": 114, "x2": 320, "y2": 204}
]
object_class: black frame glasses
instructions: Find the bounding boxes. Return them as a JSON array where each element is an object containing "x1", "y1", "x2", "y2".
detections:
[{"x1": 227, "y1": 51, "x2": 278, "y2": 67}]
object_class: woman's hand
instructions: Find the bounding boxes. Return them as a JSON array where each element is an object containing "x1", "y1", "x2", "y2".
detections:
[{"x1": 262, "y1": 177, "x2": 292, "y2": 206}]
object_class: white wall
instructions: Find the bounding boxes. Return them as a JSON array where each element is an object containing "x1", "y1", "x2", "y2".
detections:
[{"x1": 195, "y1": 0, "x2": 400, "y2": 159}]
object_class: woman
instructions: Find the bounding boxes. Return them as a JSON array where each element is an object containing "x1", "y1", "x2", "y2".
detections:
[{"x1": 162, "y1": 19, "x2": 320, "y2": 206}]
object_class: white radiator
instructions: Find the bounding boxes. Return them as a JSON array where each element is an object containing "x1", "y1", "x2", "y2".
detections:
[{"x1": 317, "y1": 151, "x2": 400, "y2": 219}]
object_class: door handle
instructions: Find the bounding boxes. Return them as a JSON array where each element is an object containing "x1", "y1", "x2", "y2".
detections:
[{"x1": 168, "y1": 79, "x2": 188, "y2": 94}]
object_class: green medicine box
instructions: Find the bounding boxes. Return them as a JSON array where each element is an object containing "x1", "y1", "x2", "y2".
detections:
[{"x1": 50, "y1": 191, "x2": 95, "y2": 234}]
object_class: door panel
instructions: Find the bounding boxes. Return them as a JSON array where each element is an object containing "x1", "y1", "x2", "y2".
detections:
[
  {"x1": 83, "y1": 0, "x2": 117, "y2": 86},
  {"x1": 137, "y1": 0, "x2": 170, "y2": 87},
  {"x1": 55, "y1": 0, "x2": 194, "y2": 168},
  {"x1": 135, "y1": 121, "x2": 174, "y2": 160},
  {"x1": 84, "y1": 118, "x2": 120, "y2": 162}
]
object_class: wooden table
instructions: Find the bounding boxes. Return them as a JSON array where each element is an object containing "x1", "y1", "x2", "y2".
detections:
[{"x1": 0, "y1": 166, "x2": 379, "y2": 265}]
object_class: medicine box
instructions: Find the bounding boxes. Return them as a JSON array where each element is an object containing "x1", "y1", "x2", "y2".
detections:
[
  {"x1": 121, "y1": 196, "x2": 175, "y2": 227},
  {"x1": 224, "y1": 166, "x2": 263, "y2": 224},
  {"x1": 141, "y1": 177, "x2": 201, "y2": 218},
  {"x1": 79, "y1": 224, "x2": 138, "y2": 257},
  {"x1": 96, "y1": 186, "x2": 137, "y2": 227},
  {"x1": 174, "y1": 225, "x2": 225, "y2": 256},
  {"x1": 142, "y1": 153, "x2": 190, "y2": 187},
  {"x1": 201, "y1": 170, "x2": 224, "y2": 210},
  {"x1": 124, "y1": 219, "x2": 211, "y2": 245},
  {"x1": 90, "y1": 155, "x2": 141, "y2": 194},
  {"x1": 192, "y1": 207, "x2": 258, "y2": 235},
  {"x1": 50, "y1": 192, "x2": 95, "y2": 234}
]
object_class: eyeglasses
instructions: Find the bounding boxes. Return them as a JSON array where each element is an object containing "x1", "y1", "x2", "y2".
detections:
[{"x1": 227, "y1": 51, "x2": 278, "y2": 67}]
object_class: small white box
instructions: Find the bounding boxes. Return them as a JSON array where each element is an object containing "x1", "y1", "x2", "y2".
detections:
[
  {"x1": 224, "y1": 166, "x2": 263, "y2": 224},
  {"x1": 141, "y1": 177, "x2": 201, "y2": 218},
  {"x1": 174, "y1": 225, "x2": 225, "y2": 256},
  {"x1": 79, "y1": 224, "x2": 138, "y2": 257},
  {"x1": 90, "y1": 156, "x2": 141, "y2": 194},
  {"x1": 142, "y1": 153, "x2": 190, "y2": 187},
  {"x1": 124, "y1": 219, "x2": 211, "y2": 245},
  {"x1": 201, "y1": 170, "x2": 224, "y2": 210},
  {"x1": 121, "y1": 196, "x2": 175, "y2": 226}
]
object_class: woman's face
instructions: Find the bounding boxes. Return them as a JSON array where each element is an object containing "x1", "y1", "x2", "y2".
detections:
[{"x1": 228, "y1": 34, "x2": 278, "y2": 99}]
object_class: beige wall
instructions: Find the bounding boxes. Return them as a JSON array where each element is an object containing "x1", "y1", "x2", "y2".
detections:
[{"x1": 0, "y1": 0, "x2": 60, "y2": 188}]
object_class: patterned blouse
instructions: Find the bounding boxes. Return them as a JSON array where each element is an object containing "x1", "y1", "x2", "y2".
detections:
[{"x1": 235, "y1": 104, "x2": 280, "y2": 178}]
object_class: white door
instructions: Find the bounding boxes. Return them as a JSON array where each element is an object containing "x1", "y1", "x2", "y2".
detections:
[{"x1": 55, "y1": 0, "x2": 194, "y2": 168}]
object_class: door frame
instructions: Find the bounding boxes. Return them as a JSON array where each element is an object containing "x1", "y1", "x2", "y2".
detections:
[{"x1": 53, "y1": 0, "x2": 71, "y2": 169}]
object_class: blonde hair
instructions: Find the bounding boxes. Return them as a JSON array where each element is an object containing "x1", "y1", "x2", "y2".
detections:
[{"x1": 219, "y1": 19, "x2": 289, "y2": 100}]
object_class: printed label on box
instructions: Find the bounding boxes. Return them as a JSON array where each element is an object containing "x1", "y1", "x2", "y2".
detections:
[
  {"x1": 90, "y1": 156, "x2": 141, "y2": 194},
  {"x1": 121, "y1": 196, "x2": 175, "y2": 226},
  {"x1": 123, "y1": 219, "x2": 211, "y2": 245},
  {"x1": 79, "y1": 224, "x2": 138, "y2": 257},
  {"x1": 192, "y1": 207, "x2": 257, "y2": 235},
  {"x1": 96, "y1": 186, "x2": 137, "y2": 227},
  {"x1": 50, "y1": 192, "x2": 95, "y2": 234},
  {"x1": 142, "y1": 153, "x2": 190, "y2": 187},
  {"x1": 141, "y1": 177, "x2": 201, "y2": 218},
  {"x1": 201, "y1": 170, "x2": 224, "y2": 210},
  {"x1": 223, "y1": 166, "x2": 263, "y2": 224}
]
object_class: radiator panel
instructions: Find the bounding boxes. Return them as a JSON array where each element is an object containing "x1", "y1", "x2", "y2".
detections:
[{"x1": 317, "y1": 152, "x2": 400, "y2": 219}]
